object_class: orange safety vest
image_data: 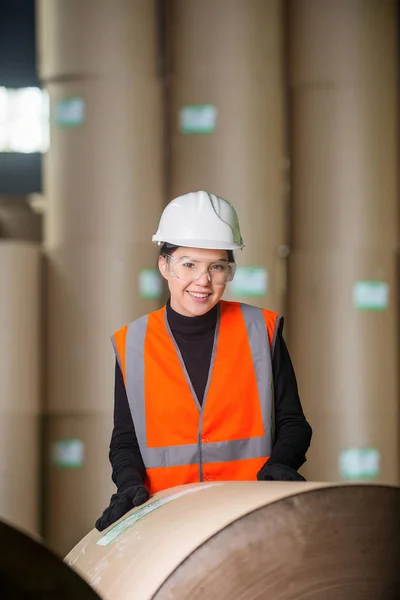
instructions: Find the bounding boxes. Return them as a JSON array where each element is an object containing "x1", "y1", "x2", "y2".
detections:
[{"x1": 112, "y1": 300, "x2": 281, "y2": 494}]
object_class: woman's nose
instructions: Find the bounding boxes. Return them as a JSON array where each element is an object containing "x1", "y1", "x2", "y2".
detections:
[{"x1": 194, "y1": 270, "x2": 211, "y2": 285}]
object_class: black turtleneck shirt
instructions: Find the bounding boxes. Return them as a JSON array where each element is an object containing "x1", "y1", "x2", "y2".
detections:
[{"x1": 109, "y1": 301, "x2": 312, "y2": 492}]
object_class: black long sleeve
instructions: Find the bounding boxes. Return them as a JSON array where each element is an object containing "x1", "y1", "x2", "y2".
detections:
[
  {"x1": 109, "y1": 360, "x2": 146, "y2": 492},
  {"x1": 267, "y1": 324, "x2": 312, "y2": 470}
]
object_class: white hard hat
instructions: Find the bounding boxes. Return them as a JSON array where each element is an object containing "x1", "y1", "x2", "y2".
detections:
[{"x1": 152, "y1": 191, "x2": 245, "y2": 250}]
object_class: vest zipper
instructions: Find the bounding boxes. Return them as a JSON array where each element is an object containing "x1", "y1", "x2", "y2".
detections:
[{"x1": 164, "y1": 306, "x2": 221, "y2": 482}]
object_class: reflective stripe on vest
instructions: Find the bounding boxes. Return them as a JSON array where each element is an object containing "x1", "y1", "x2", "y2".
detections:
[{"x1": 112, "y1": 301, "x2": 280, "y2": 472}]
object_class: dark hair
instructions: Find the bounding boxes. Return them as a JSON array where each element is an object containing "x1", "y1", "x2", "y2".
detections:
[
  {"x1": 159, "y1": 242, "x2": 235, "y2": 263},
  {"x1": 159, "y1": 242, "x2": 180, "y2": 257}
]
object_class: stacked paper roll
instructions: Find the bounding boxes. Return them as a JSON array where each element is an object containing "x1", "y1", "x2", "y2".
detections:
[
  {"x1": 0, "y1": 196, "x2": 42, "y2": 242},
  {"x1": 0, "y1": 242, "x2": 41, "y2": 535},
  {"x1": 287, "y1": 0, "x2": 399, "y2": 483},
  {"x1": 37, "y1": 0, "x2": 165, "y2": 555},
  {"x1": 166, "y1": 0, "x2": 288, "y2": 313}
]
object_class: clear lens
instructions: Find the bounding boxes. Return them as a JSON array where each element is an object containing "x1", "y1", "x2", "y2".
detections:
[{"x1": 168, "y1": 256, "x2": 235, "y2": 285}]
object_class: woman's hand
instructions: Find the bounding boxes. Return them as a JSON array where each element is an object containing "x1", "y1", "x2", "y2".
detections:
[
  {"x1": 257, "y1": 463, "x2": 306, "y2": 482},
  {"x1": 95, "y1": 485, "x2": 149, "y2": 531}
]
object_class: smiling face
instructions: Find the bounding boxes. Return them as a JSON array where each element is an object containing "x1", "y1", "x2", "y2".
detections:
[{"x1": 158, "y1": 246, "x2": 229, "y2": 317}]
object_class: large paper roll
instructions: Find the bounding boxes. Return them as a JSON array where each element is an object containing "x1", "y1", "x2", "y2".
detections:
[
  {"x1": 169, "y1": 77, "x2": 287, "y2": 252},
  {"x1": 288, "y1": 0, "x2": 397, "y2": 89},
  {"x1": 288, "y1": 0, "x2": 398, "y2": 252},
  {"x1": 287, "y1": 0, "x2": 399, "y2": 490},
  {"x1": 289, "y1": 87, "x2": 398, "y2": 251},
  {"x1": 37, "y1": 0, "x2": 159, "y2": 80},
  {"x1": 45, "y1": 243, "x2": 164, "y2": 414},
  {"x1": 43, "y1": 79, "x2": 164, "y2": 247},
  {"x1": 0, "y1": 518, "x2": 100, "y2": 599},
  {"x1": 166, "y1": 0, "x2": 283, "y2": 79},
  {"x1": 167, "y1": 0, "x2": 288, "y2": 313},
  {"x1": 66, "y1": 481, "x2": 400, "y2": 599},
  {"x1": 0, "y1": 242, "x2": 41, "y2": 536},
  {"x1": 0, "y1": 242, "x2": 41, "y2": 415},
  {"x1": 287, "y1": 249, "x2": 398, "y2": 484},
  {"x1": 44, "y1": 413, "x2": 115, "y2": 557},
  {"x1": 0, "y1": 415, "x2": 40, "y2": 536},
  {"x1": 223, "y1": 248, "x2": 287, "y2": 315},
  {"x1": 0, "y1": 196, "x2": 42, "y2": 242}
]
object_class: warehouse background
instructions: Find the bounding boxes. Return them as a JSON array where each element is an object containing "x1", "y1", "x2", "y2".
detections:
[{"x1": 0, "y1": 0, "x2": 398, "y2": 557}]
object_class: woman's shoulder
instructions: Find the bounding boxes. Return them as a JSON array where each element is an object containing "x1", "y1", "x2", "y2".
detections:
[
  {"x1": 220, "y1": 299, "x2": 281, "y2": 321},
  {"x1": 112, "y1": 305, "x2": 166, "y2": 338}
]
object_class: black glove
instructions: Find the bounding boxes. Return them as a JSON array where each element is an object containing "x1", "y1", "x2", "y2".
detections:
[
  {"x1": 95, "y1": 484, "x2": 149, "y2": 531},
  {"x1": 257, "y1": 463, "x2": 306, "y2": 482}
]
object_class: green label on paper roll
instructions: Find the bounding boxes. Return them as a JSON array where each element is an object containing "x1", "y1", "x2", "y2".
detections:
[
  {"x1": 353, "y1": 281, "x2": 389, "y2": 310},
  {"x1": 53, "y1": 439, "x2": 84, "y2": 468},
  {"x1": 139, "y1": 269, "x2": 163, "y2": 299},
  {"x1": 229, "y1": 267, "x2": 268, "y2": 297},
  {"x1": 55, "y1": 97, "x2": 85, "y2": 127},
  {"x1": 339, "y1": 448, "x2": 380, "y2": 480},
  {"x1": 179, "y1": 104, "x2": 218, "y2": 134},
  {"x1": 97, "y1": 483, "x2": 221, "y2": 547}
]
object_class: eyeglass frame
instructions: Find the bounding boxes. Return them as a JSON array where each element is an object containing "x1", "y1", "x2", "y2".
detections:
[{"x1": 164, "y1": 254, "x2": 236, "y2": 285}]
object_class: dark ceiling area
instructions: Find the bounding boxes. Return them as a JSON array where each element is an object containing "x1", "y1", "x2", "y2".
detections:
[
  {"x1": 0, "y1": 0, "x2": 38, "y2": 87},
  {"x1": 0, "y1": 0, "x2": 41, "y2": 194}
]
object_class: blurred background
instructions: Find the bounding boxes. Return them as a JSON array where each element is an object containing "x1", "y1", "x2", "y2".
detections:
[{"x1": 0, "y1": 0, "x2": 399, "y2": 558}]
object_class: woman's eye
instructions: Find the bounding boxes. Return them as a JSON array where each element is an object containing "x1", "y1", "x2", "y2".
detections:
[
  {"x1": 211, "y1": 263, "x2": 225, "y2": 271},
  {"x1": 182, "y1": 262, "x2": 195, "y2": 269}
]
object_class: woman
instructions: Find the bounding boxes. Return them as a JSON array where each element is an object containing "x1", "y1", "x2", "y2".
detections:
[{"x1": 95, "y1": 191, "x2": 312, "y2": 531}]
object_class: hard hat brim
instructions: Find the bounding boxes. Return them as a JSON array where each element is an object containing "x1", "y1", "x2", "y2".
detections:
[{"x1": 152, "y1": 236, "x2": 245, "y2": 250}]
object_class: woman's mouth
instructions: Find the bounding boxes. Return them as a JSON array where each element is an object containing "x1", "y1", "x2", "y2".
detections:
[{"x1": 187, "y1": 291, "x2": 211, "y2": 302}]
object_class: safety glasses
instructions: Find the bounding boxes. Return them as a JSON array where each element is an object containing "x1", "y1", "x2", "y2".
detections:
[{"x1": 166, "y1": 255, "x2": 236, "y2": 285}]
